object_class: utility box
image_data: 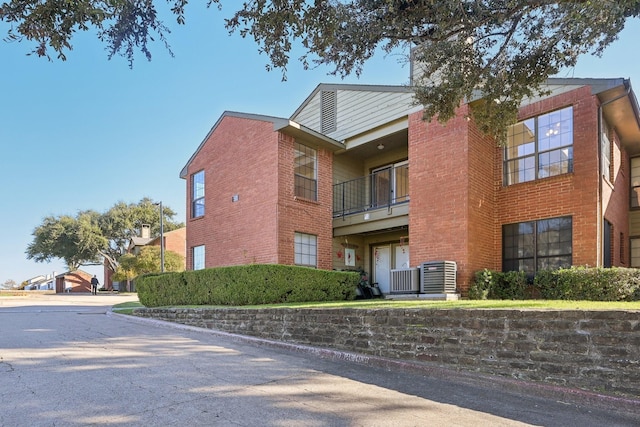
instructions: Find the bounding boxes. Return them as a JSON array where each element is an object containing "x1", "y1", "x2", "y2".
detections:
[
  {"x1": 420, "y1": 261, "x2": 457, "y2": 293},
  {"x1": 390, "y1": 268, "x2": 420, "y2": 294}
]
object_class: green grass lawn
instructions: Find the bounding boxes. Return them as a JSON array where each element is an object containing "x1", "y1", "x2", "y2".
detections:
[{"x1": 112, "y1": 299, "x2": 640, "y2": 312}]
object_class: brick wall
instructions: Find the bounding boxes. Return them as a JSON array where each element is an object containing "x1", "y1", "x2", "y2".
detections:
[
  {"x1": 185, "y1": 115, "x2": 280, "y2": 269},
  {"x1": 276, "y1": 134, "x2": 334, "y2": 270},
  {"x1": 184, "y1": 115, "x2": 335, "y2": 271},
  {"x1": 408, "y1": 108, "x2": 475, "y2": 290},
  {"x1": 135, "y1": 307, "x2": 640, "y2": 398},
  {"x1": 602, "y1": 128, "x2": 630, "y2": 266},
  {"x1": 407, "y1": 86, "x2": 630, "y2": 294},
  {"x1": 148, "y1": 228, "x2": 186, "y2": 269},
  {"x1": 55, "y1": 271, "x2": 92, "y2": 293},
  {"x1": 495, "y1": 86, "x2": 600, "y2": 267}
]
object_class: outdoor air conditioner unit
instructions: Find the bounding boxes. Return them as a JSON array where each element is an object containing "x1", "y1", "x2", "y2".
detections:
[
  {"x1": 390, "y1": 268, "x2": 420, "y2": 294},
  {"x1": 420, "y1": 261, "x2": 457, "y2": 294}
]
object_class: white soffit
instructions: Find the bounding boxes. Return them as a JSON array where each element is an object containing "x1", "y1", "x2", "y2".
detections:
[{"x1": 344, "y1": 118, "x2": 408, "y2": 150}]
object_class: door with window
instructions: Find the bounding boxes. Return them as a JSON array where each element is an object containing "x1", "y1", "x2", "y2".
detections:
[
  {"x1": 372, "y1": 241, "x2": 410, "y2": 293},
  {"x1": 371, "y1": 161, "x2": 409, "y2": 209}
]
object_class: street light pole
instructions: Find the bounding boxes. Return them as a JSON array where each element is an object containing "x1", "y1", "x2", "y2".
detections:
[{"x1": 155, "y1": 201, "x2": 165, "y2": 273}]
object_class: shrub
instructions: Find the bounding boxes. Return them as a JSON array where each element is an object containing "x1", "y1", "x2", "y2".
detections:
[
  {"x1": 468, "y1": 269, "x2": 493, "y2": 300},
  {"x1": 535, "y1": 266, "x2": 640, "y2": 301},
  {"x1": 468, "y1": 269, "x2": 528, "y2": 300},
  {"x1": 470, "y1": 266, "x2": 640, "y2": 301},
  {"x1": 136, "y1": 264, "x2": 360, "y2": 307}
]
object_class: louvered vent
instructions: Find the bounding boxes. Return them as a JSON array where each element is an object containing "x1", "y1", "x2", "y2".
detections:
[
  {"x1": 320, "y1": 90, "x2": 337, "y2": 134},
  {"x1": 390, "y1": 268, "x2": 419, "y2": 294},
  {"x1": 420, "y1": 261, "x2": 457, "y2": 293}
]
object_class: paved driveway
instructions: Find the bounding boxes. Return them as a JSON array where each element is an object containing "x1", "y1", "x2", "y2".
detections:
[{"x1": 1, "y1": 294, "x2": 638, "y2": 426}]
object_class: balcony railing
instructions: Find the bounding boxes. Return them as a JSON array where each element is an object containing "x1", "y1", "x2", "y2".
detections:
[{"x1": 333, "y1": 163, "x2": 409, "y2": 217}]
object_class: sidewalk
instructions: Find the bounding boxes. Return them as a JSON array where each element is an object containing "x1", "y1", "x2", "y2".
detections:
[{"x1": 0, "y1": 292, "x2": 139, "y2": 307}]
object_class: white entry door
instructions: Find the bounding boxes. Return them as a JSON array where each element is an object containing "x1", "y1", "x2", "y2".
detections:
[
  {"x1": 373, "y1": 246, "x2": 391, "y2": 293},
  {"x1": 395, "y1": 245, "x2": 410, "y2": 269}
]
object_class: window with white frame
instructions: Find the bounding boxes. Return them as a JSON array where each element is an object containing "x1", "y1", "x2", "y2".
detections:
[
  {"x1": 192, "y1": 245, "x2": 205, "y2": 270},
  {"x1": 294, "y1": 142, "x2": 317, "y2": 201},
  {"x1": 192, "y1": 170, "x2": 205, "y2": 218},
  {"x1": 503, "y1": 216, "x2": 572, "y2": 273},
  {"x1": 294, "y1": 232, "x2": 317, "y2": 267},
  {"x1": 504, "y1": 106, "x2": 573, "y2": 185}
]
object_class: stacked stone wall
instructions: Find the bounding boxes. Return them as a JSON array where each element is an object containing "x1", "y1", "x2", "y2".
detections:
[{"x1": 134, "y1": 307, "x2": 640, "y2": 397}]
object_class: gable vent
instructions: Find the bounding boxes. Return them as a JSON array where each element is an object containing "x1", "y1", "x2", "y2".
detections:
[{"x1": 320, "y1": 90, "x2": 337, "y2": 134}]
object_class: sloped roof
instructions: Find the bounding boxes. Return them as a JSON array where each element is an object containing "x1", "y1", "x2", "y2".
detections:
[
  {"x1": 130, "y1": 237, "x2": 154, "y2": 247},
  {"x1": 179, "y1": 111, "x2": 344, "y2": 179}
]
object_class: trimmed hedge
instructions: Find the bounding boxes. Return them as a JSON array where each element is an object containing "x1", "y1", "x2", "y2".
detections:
[
  {"x1": 136, "y1": 264, "x2": 360, "y2": 307},
  {"x1": 469, "y1": 267, "x2": 640, "y2": 301}
]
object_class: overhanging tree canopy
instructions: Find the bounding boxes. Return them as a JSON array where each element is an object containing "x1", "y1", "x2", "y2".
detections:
[{"x1": 3, "y1": 1, "x2": 639, "y2": 137}]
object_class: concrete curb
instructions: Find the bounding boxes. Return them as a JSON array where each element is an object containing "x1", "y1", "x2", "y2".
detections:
[{"x1": 109, "y1": 311, "x2": 640, "y2": 416}]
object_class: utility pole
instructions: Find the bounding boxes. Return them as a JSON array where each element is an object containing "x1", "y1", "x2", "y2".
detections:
[{"x1": 154, "y1": 201, "x2": 165, "y2": 273}]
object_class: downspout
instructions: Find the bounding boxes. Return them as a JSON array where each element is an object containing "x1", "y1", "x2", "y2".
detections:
[{"x1": 597, "y1": 80, "x2": 632, "y2": 267}]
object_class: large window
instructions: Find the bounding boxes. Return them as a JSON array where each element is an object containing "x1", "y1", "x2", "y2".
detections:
[
  {"x1": 504, "y1": 106, "x2": 573, "y2": 185},
  {"x1": 294, "y1": 142, "x2": 317, "y2": 201},
  {"x1": 192, "y1": 170, "x2": 205, "y2": 218},
  {"x1": 371, "y1": 161, "x2": 409, "y2": 208},
  {"x1": 503, "y1": 216, "x2": 572, "y2": 273},
  {"x1": 192, "y1": 245, "x2": 205, "y2": 270},
  {"x1": 631, "y1": 157, "x2": 640, "y2": 207},
  {"x1": 294, "y1": 232, "x2": 317, "y2": 267}
]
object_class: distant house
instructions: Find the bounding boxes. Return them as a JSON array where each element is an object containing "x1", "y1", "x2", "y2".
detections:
[
  {"x1": 55, "y1": 270, "x2": 93, "y2": 293},
  {"x1": 104, "y1": 224, "x2": 187, "y2": 290},
  {"x1": 24, "y1": 274, "x2": 55, "y2": 291},
  {"x1": 180, "y1": 77, "x2": 640, "y2": 296},
  {"x1": 128, "y1": 225, "x2": 186, "y2": 267}
]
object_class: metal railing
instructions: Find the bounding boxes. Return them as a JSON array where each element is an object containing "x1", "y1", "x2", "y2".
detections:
[{"x1": 333, "y1": 163, "x2": 409, "y2": 217}]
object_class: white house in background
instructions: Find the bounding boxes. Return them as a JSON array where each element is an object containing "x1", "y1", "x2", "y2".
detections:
[{"x1": 24, "y1": 273, "x2": 56, "y2": 290}]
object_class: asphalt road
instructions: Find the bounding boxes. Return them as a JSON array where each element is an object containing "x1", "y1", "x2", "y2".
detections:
[{"x1": 1, "y1": 294, "x2": 639, "y2": 426}]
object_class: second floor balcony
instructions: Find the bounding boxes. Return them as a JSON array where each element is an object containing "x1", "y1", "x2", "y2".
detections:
[{"x1": 333, "y1": 162, "x2": 409, "y2": 218}]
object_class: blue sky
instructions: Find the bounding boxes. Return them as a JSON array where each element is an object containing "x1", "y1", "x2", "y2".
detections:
[{"x1": 1, "y1": 6, "x2": 639, "y2": 285}]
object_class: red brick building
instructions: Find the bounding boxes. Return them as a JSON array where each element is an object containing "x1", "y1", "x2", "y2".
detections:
[
  {"x1": 181, "y1": 79, "x2": 640, "y2": 295},
  {"x1": 55, "y1": 270, "x2": 93, "y2": 293},
  {"x1": 104, "y1": 226, "x2": 187, "y2": 290}
]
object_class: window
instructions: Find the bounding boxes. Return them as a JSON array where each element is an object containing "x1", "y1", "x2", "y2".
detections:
[
  {"x1": 371, "y1": 161, "x2": 409, "y2": 208},
  {"x1": 631, "y1": 238, "x2": 640, "y2": 267},
  {"x1": 294, "y1": 142, "x2": 317, "y2": 201},
  {"x1": 604, "y1": 220, "x2": 612, "y2": 268},
  {"x1": 192, "y1": 171, "x2": 205, "y2": 218},
  {"x1": 192, "y1": 245, "x2": 205, "y2": 270},
  {"x1": 503, "y1": 216, "x2": 572, "y2": 273},
  {"x1": 631, "y1": 157, "x2": 640, "y2": 208},
  {"x1": 504, "y1": 106, "x2": 573, "y2": 185},
  {"x1": 294, "y1": 232, "x2": 317, "y2": 267},
  {"x1": 602, "y1": 119, "x2": 612, "y2": 182}
]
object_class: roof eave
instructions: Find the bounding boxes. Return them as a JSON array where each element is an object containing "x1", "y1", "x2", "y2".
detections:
[
  {"x1": 273, "y1": 119, "x2": 344, "y2": 151},
  {"x1": 598, "y1": 79, "x2": 640, "y2": 156}
]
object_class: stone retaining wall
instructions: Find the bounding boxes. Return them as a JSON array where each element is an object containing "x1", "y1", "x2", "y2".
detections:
[{"x1": 133, "y1": 307, "x2": 640, "y2": 397}]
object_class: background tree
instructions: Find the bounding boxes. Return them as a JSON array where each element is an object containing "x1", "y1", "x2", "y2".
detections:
[
  {"x1": 26, "y1": 197, "x2": 183, "y2": 274},
  {"x1": 2, "y1": 1, "x2": 639, "y2": 137},
  {"x1": 2, "y1": 279, "x2": 17, "y2": 289},
  {"x1": 98, "y1": 197, "x2": 182, "y2": 275},
  {"x1": 112, "y1": 246, "x2": 185, "y2": 283},
  {"x1": 26, "y1": 211, "x2": 105, "y2": 270}
]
